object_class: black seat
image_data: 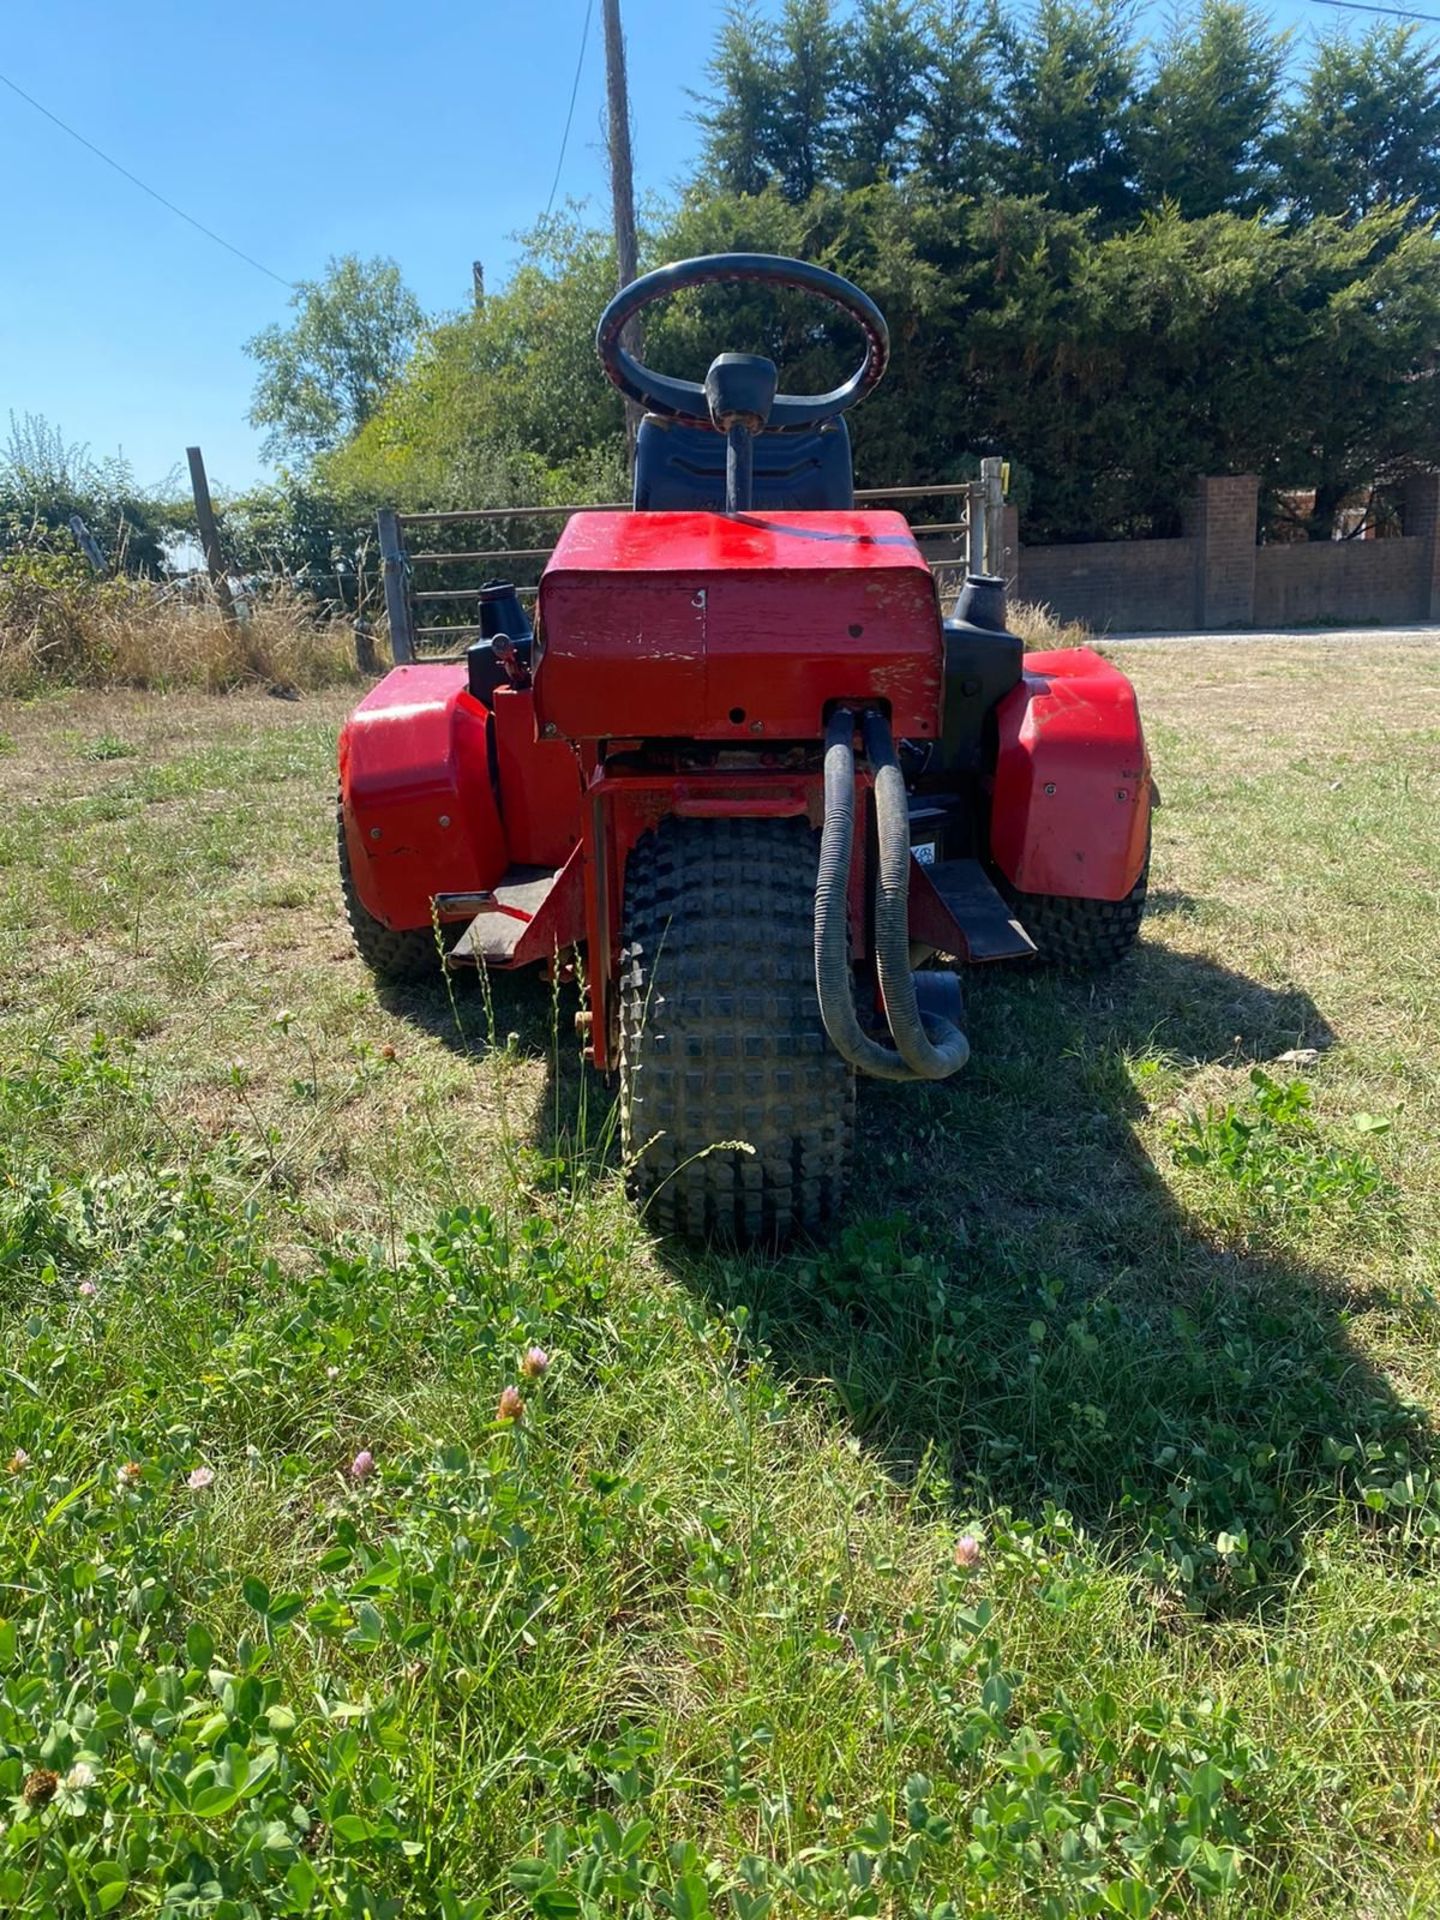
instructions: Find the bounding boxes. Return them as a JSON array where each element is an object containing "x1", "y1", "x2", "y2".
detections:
[{"x1": 634, "y1": 414, "x2": 855, "y2": 512}]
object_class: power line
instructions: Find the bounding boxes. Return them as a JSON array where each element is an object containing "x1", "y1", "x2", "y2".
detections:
[
  {"x1": 541, "y1": 0, "x2": 595, "y2": 225},
  {"x1": 1314, "y1": 0, "x2": 1440, "y2": 23},
  {"x1": 0, "y1": 65, "x2": 294, "y2": 288}
]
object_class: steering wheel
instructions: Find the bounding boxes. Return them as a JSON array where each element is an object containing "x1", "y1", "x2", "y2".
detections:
[{"x1": 595, "y1": 252, "x2": 889, "y2": 434}]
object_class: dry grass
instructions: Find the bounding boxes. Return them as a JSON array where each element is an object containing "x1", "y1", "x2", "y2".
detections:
[
  {"x1": 0, "y1": 567, "x2": 366, "y2": 695},
  {"x1": 1005, "y1": 596, "x2": 1094, "y2": 650},
  {"x1": 929, "y1": 571, "x2": 1094, "y2": 650}
]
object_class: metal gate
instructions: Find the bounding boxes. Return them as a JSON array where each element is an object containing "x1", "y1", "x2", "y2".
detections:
[{"x1": 378, "y1": 462, "x2": 1008, "y2": 662}]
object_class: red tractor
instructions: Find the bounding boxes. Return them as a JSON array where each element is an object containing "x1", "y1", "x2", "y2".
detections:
[{"x1": 337, "y1": 255, "x2": 1151, "y2": 1242}]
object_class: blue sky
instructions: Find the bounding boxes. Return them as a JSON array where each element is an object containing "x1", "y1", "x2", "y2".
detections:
[{"x1": 1, "y1": 0, "x2": 1361, "y2": 494}]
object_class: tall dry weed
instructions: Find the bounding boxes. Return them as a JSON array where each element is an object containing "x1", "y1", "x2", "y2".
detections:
[
  {"x1": 0, "y1": 559, "x2": 367, "y2": 695},
  {"x1": 1004, "y1": 599, "x2": 1093, "y2": 651},
  {"x1": 931, "y1": 568, "x2": 1094, "y2": 651}
]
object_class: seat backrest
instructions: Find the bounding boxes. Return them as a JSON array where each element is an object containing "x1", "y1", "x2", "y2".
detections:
[{"x1": 634, "y1": 415, "x2": 854, "y2": 512}]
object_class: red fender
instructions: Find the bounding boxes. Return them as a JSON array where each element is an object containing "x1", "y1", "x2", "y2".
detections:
[
  {"x1": 989, "y1": 647, "x2": 1151, "y2": 901},
  {"x1": 338, "y1": 664, "x2": 507, "y2": 931}
]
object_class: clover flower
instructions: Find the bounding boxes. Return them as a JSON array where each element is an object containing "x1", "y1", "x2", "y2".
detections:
[{"x1": 23, "y1": 1769, "x2": 58, "y2": 1810}]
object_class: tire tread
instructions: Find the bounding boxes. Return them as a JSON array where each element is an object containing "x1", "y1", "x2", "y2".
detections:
[
  {"x1": 620, "y1": 816, "x2": 854, "y2": 1243},
  {"x1": 1004, "y1": 848, "x2": 1149, "y2": 971}
]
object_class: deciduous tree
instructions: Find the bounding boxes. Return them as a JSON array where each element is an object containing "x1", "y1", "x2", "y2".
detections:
[
  {"x1": 0, "y1": 413, "x2": 176, "y2": 574},
  {"x1": 246, "y1": 255, "x2": 424, "y2": 463}
]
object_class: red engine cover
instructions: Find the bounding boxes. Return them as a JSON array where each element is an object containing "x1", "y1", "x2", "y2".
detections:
[
  {"x1": 534, "y1": 509, "x2": 943, "y2": 742},
  {"x1": 989, "y1": 647, "x2": 1151, "y2": 902}
]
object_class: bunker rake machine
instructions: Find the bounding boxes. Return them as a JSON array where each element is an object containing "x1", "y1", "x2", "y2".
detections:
[{"x1": 338, "y1": 253, "x2": 1152, "y2": 1243}]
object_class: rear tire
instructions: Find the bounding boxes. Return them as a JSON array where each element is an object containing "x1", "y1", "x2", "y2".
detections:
[
  {"x1": 620, "y1": 816, "x2": 854, "y2": 1245},
  {"x1": 1001, "y1": 839, "x2": 1149, "y2": 971},
  {"x1": 337, "y1": 805, "x2": 446, "y2": 983}
]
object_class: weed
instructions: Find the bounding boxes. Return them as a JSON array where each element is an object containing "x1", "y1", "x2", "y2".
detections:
[
  {"x1": 1172, "y1": 1067, "x2": 1394, "y2": 1238},
  {"x1": 81, "y1": 734, "x2": 137, "y2": 762}
]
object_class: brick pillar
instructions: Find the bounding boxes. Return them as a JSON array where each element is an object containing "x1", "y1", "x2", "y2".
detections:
[
  {"x1": 1403, "y1": 471, "x2": 1440, "y2": 618},
  {"x1": 1183, "y1": 474, "x2": 1258, "y2": 629}
]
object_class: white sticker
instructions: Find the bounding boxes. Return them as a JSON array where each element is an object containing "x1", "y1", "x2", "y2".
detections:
[{"x1": 913, "y1": 841, "x2": 937, "y2": 866}]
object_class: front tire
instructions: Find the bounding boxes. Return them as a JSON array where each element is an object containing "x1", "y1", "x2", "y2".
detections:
[
  {"x1": 620, "y1": 816, "x2": 854, "y2": 1244},
  {"x1": 1001, "y1": 839, "x2": 1150, "y2": 970}
]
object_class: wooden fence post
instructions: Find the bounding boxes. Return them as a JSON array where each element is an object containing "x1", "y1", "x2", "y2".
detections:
[
  {"x1": 185, "y1": 446, "x2": 238, "y2": 629},
  {"x1": 353, "y1": 615, "x2": 378, "y2": 674},
  {"x1": 68, "y1": 514, "x2": 106, "y2": 574},
  {"x1": 377, "y1": 509, "x2": 417, "y2": 663},
  {"x1": 980, "y1": 457, "x2": 1005, "y2": 578},
  {"x1": 966, "y1": 482, "x2": 985, "y2": 573}
]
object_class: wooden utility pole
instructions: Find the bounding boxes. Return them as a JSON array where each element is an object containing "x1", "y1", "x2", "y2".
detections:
[
  {"x1": 185, "y1": 446, "x2": 237, "y2": 629},
  {"x1": 602, "y1": 0, "x2": 642, "y2": 455}
]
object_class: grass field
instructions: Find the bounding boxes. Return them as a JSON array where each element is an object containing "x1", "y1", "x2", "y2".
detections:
[{"x1": 1, "y1": 641, "x2": 1437, "y2": 1918}]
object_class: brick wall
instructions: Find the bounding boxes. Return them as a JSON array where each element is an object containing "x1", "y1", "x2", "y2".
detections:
[
  {"x1": 1016, "y1": 538, "x2": 1197, "y2": 631},
  {"x1": 1007, "y1": 470, "x2": 1440, "y2": 631},
  {"x1": 1253, "y1": 537, "x2": 1428, "y2": 626}
]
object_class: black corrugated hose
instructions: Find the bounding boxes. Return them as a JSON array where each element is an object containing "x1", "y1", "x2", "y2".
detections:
[
  {"x1": 814, "y1": 706, "x2": 971, "y2": 1082},
  {"x1": 861, "y1": 707, "x2": 971, "y2": 1078}
]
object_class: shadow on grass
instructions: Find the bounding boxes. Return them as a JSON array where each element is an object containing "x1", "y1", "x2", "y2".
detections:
[
  {"x1": 663, "y1": 943, "x2": 1426, "y2": 1609},
  {"x1": 374, "y1": 959, "x2": 615, "y2": 1171},
  {"x1": 1145, "y1": 886, "x2": 1206, "y2": 920},
  {"x1": 374, "y1": 961, "x2": 562, "y2": 1059},
  {"x1": 378, "y1": 936, "x2": 1426, "y2": 1608}
]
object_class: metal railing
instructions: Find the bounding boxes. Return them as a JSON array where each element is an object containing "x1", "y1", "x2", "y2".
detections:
[{"x1": 378, "y1": 464, "x2": 1007, "y2": 663}]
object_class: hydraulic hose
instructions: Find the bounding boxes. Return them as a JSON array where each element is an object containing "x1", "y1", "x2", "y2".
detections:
[
  {"x1": 862, "y1": 709, "x2": 971, "y2": 1080},
  {"x1": 814, "y1": 708, "x2": 970, "y2": 1082}
]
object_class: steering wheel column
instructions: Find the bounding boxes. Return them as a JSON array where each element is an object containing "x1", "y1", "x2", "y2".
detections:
[{"x1": 703, "y1": 352, "x2": 778, "y2": 513}]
